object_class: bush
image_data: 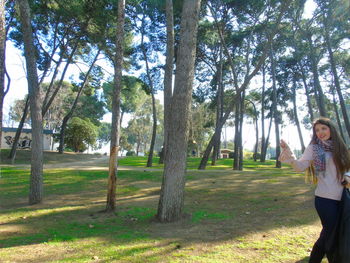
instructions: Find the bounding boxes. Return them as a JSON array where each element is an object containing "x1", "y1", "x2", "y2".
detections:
[{"x1": 126, "y1": 151, "x2": 135, "y2": 156}]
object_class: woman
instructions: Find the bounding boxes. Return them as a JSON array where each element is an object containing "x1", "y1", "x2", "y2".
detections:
[{"x1": 279, "y1": 117, "x2": 350, "y2": 263}]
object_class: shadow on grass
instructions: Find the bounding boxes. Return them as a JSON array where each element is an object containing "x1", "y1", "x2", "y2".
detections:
[{"x1": 0, "y1": 167, "x2": 317, "y2": 262}]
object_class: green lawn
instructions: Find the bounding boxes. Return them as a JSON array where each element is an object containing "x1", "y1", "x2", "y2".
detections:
[
  {"x1": 118, "y1": 156, "x2": 277, "y2": 170},
  {"x1": 0, "y1": 159, "x2": 328, "y2": 262}
]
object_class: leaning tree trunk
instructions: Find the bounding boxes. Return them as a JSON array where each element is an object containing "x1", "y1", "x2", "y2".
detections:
[
  {"x1": 298, "y1": 62, "x2": 314, "y2": 122},
  {"x1": 323, "y1": 15, "x2": 350, "y2": 140},
  {"x1": 160, "y1": 0, "x2": 175, "y2": 165},
  {"x1": 105, "y1": 0, "x2": 125, "y2": 212},
  {"x1": 331, "y1": 85, "x2": 346, "y2": 142},
  {"x1": 17, "y1": 0, "x2": 43, "y2": 204},
  {"x1": 58, "y1": 50, "x2": 100, "y2": 153},
  {"x1": 140, "y1": 31, "x2": 157, "y2": 168},
  {"x1": 306, "y1": 32, "x2": 328, "y2": 117},
  {"x1": 292, "y1": 78, "x2": 305, "y2": 152},
  {"x1": 157, "y1": 0, "x2": 201, "y2": 222}
]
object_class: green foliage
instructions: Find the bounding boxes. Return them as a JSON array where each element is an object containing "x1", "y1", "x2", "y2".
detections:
[{"x1": 65, "y1": 117, "x2": 98, "y2": 152}]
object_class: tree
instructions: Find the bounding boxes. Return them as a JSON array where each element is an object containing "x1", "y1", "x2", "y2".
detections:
[
  {"x1": 157, "y1": 0, "x2": 201, "y2": 222},
  {"x1": 0, "y1": 0, "x2": 6, "y2": 149},
  {"x1": 161, "y1": 0, "x2": 175, "y2": 165},
  {"x1": 106, "y1": 0, "x2": 125, "y2": 213},
  {"x1": 58, "y1": 49, "x2": 101, "y2": 153},
  {"x1": 65, "y1": 117, "x2": 98, "y2": 152},
  {"x1": 17, "y1": 0, "x2": 43, "y2": 204}
]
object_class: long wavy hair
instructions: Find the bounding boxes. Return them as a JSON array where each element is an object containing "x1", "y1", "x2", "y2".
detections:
[{"x1": 308, "y1": 117, "x2": 350, "y2": 181}]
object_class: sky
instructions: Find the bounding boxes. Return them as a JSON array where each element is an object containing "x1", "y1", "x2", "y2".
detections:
[{"x1": 3, "y1": 0, "x2": 317, "y2": 153}]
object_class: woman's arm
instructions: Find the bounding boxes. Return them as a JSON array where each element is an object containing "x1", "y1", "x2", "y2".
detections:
[{"x1": 279, "y1": 140, "x2": 313, "y2": 172}]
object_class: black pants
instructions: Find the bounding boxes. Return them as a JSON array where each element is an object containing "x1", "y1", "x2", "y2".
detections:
[{"x1": 309, "y1": 196, "x2": 341, "y2": 263}]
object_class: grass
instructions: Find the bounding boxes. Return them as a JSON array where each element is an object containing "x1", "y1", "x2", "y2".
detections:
[
  {"x1": 0, "y1": 149, "x2": 104, "y2": 165},
  {"x1": 118, "y1": 156, "x2": 277, "y2": 170},
  {"x1": 0, "y1": 156, "x2": 328, "y2": 262}
]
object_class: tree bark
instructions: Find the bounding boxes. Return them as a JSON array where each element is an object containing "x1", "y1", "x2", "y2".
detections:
[
  {"x1": 17, "y1": 0, "x2": 44, "y2": 204},
  {"x1": 157, "y1": 0, "x2": 201, "y2": 222},
  {"x1": 105, "y1": 0, "x2": 125, "y2": 212},
  {"x1": 0, "y1": 0, "x2": 5, "y2": 150},
  {"x1": 160, "y1": 0, "x2": 175, "y2": 165}
]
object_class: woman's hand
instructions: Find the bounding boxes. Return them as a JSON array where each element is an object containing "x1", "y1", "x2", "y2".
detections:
[{"x1": 280, "y1": 139, "x2": 289, "y2": 150}]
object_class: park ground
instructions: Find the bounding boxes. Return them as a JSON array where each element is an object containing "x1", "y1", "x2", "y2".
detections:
[{"x1": 0, "y1": 150, "x2": 328, "y2": 262}]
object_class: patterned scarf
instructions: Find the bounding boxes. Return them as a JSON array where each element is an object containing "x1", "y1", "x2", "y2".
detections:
[{"x1": 313, "y1": 138, "x2": 333, "y2": 174}]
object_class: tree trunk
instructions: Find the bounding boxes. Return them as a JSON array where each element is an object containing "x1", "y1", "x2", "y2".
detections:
[
  {"x1": 42, "y1": 42, "x2": 78, "y2": 116},
  {"x1": 298, "y1": 62, "x2": 314, "y2": 122},
  {"x1": 140, "y1": 30, "x2": 157, "y2": 168},
  {"x1": 157, "y1": 0, "x2": 201, "y2": 222},
  {"x1": 260, "y1": 64, "x2": 266, "y2": 162},
  {"x1": 160, "y1": 0, "x2": 175, "y2": 165},
  {"x1": 8, "y1": 98, "x2": 29, "y2": 162},
  {"x1": 323, "y1": 15, "x2": 350, "y2": 140},
  {"x1": 0, "y1": 0, "x2": 5, "y2": 150},
  {"x1": 211, "y1": 49, "x2": 224, "y2": 166},
  {"x1": 306, "y1": 32, "x2": 327, "y2": 117},
  {"x1": 292, "y1": 78, "x2": 305, "y2": 152},
  {"x1": 17, "y1": 0, "x2": 44, "y2": 204},
  {"x1": 269, "y1": 45, "x2": 281, "y2": 168},
  {"x1": 233, "y1": 93, "x2": 241, "y2": 170},
  {"x1": 58, "y1": 50, "x2": 100, "y2": 153},
  {"x1": 105, "y1": 0, "x2": 125, "y2": 212},
  {"x1": 147, "y1": 92, "x2": 157, "y2": 167},
  {"x1": 331, "y1": 86, "x2": 346, "y2": 142},
  {"x1": 246, "y1": 99, "x2": 258, "y2": 161},
  {"x1": 238, "y1": 91, "x2": 245, "y2": 170}
]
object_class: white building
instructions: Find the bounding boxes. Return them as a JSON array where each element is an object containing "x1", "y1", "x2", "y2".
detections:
[{"x1": 1, "y1": 127, "x2": 54, "y2": 151}]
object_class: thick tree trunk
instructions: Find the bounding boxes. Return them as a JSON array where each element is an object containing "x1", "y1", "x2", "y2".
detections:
[
  {"x1": 292, "y1": 79, "x2": 305, "y2": 152},
  {"x1": 105, "y1": 0, "x2": 125, "y2": 212},
  {"x1": 160, "y1": 0, "x2": 175, "y2": 165},
  {"x1": 58, "y1": 50, "x2": 100, "y2": 153},
  {"x1": 0, "y1": 0, "x2": 5, "y2": 150},
  {"x1": 157, "y1": 0, "x2": 201, "y2": 222},
  {"x1": 17, "y1": 0, "x2": 44, "y2": 204}
]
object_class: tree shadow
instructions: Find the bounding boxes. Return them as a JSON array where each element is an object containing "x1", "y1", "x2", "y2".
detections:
[{"x1": 0, "y1": 167, "x2": 319, "y2": 262}]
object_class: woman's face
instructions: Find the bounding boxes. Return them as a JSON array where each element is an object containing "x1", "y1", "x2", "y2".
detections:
[{"x1": 314, "y1": 123, "x2": 331, "y2": 141}]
